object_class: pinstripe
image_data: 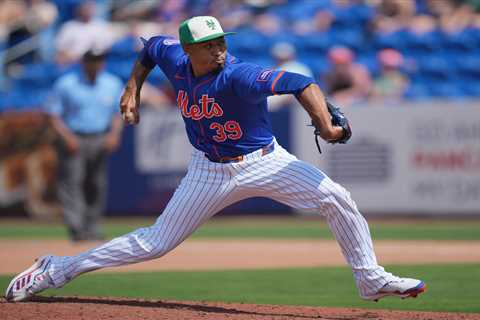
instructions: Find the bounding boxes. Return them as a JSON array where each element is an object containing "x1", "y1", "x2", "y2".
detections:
[
  {"x1": 178, "y1": 161, "x2": 220, "y2": 237},
  {"x1": 164, "y1": 157, "x2": 208, "y2": 247},
  {"x1": 277, "y1": 158, "x2": 386, "y2": 291},
  {"x1": 49, "y1": 142, "x2": 397, "y2": 298},
  {"x1": 57, "y1": 154, "x2": 245, "y2": 284},
  {"x1": 228, "y1": 147, "x2": 388, "y2": 295}
]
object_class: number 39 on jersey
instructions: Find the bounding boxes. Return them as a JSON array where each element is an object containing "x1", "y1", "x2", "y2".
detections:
[{"x1": 176, "y1": 90, "x2": 243, "y2": 142}]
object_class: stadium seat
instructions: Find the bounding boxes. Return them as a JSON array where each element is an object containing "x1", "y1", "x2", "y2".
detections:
[
  {"x1": 329, "y1": 29, "x2": 364, "y2": 52},
  {"x1": 457, "y1": 55, "x2": 480, "y2": 77},
  {"x1": 11, "y1": 63, "x2": 59, "y2": 91},
  {"x1": 442, "y1": 30, "x2": 477, "y2": 54},
  {"x1": 108, "y1": 36, "x2": 139, "y2": 61},
  {"x1": 357, "y1": 54, "x2": 379, "y2": 76},
  {"x1": 417, "y1": 56, "x2": 452, "y2": 80},
  {"x1": 404, "y1": 82, "x2": 431, "y2": 100},
  {"x1": 228, "y1": 29, "x2": 271, "y2": 56},
  {"x1": 331, "y1": 3, "x2": 373, "y2": 30},
  {"x1": 403, "y1": 30, "x2": 441, "y2": 55},
  {"x1": 464, "y1": 82, "x2": 480, "y2": 97},
  {"x1": 298, "y1": 32, "x2": 332, "y2": 55},
  {"x1": 374, "y1": 30, "x2": 407, "y2": 51},
  {"x1": 302, "y1": 55, "x2": 329, "y2": 77},
  {"x1": 427, "y1": 81, "x2": 466, "y2": 98},
  {"x1": 106, "y1": 59, "x2": 136, "y2": 82}
]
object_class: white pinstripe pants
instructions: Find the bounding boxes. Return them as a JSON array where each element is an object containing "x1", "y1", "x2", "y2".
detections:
[{"x1": 49, "y1": 140, "x2": 395, "y2": 297}]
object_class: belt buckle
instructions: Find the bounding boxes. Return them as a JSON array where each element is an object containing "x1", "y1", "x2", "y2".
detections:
[
  {"x1": 220, "y1": 155, "x2": 244, "y2": 163},
  {"x1": 261, "y1": 141, "x2": 275, "y2": 156}
]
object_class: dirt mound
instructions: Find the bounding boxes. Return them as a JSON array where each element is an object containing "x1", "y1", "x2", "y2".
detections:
[{"x1": 1, "y1": 296, "x2": 478, "y2": 320}]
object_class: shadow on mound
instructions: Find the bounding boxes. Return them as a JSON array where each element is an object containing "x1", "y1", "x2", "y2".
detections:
[{"x1": 31, "y1": 296, "x2": 325, "y2": 319}]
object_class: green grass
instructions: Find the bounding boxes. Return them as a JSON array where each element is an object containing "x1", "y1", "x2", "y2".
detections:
[
  {"x1": 1, "y1": 264, "x2": 479, "y2": 313},
  {"x1": 1, "y1": 217, "x2": 480, "y2": 240}
]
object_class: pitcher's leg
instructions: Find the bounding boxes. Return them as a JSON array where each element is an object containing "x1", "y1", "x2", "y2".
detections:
[
  {"x1": 48, "y1": 162, "x2": 238, "y2": 288},
  {"x1": 257, "y1": 148, "x2": 394, "y2": 297}
]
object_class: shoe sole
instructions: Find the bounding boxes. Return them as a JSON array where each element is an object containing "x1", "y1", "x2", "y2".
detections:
[
  {"x1": 4, "y1": 256, "x2": 50, "y2": 302},
  {"x1": 365, "y1": 281, "x2": 427, "y2": 302}
]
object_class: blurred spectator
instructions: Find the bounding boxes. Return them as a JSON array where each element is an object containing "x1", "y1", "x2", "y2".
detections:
[
  {"x1": 407, "y1": 14, "x2": 436, "y2": 34},
  {"x1": 268, "y1": 41, "x2": 313, "y2": 111},
  {"x1": 252, "y1": 13, "x2": 282, "y2": 35},
  {"x1": 55, "y1": 1, "x2": 119, "y2": 65},
  {"x1": 370, "y1": 49, "x2": 408, "y2": 102},
  {"x1": 209, "y1": 0, "x2": 252, "y2": 30},
  {"x1": 46, "y1": 49, "x2": 123, "y2": 241},
  {"x1": 323, "y1": 46, "x2": 371, "y2": 106},
  {"x1": 2, "y1": 0, "x2": 57, "y2": 75},
  {"x1": 427, "y1": 0, "x2": 476, "y2": 33},
  {"x1": 271, "y1": 41, "x2": 313, "y2": 77},
  {"x1": 293, "y1": 9, "x2": 334, "y2": 35},
  {"x1": 372, "y1": 0, "x2": 416, "y2": 33},
  {"x1": 110, "y1": 0, "x2": 159, "y2": 22}
]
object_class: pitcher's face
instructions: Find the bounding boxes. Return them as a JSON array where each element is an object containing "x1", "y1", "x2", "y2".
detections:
[{"x1": 184, "y1": 37, "x2": 227, "y2": 74}]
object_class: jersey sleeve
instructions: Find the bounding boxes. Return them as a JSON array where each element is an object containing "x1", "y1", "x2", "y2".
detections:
[
  {"x1": 139, "y1": 36, "x2": 185, "y2": 77},
  {"x1": 231, "y1": 63, "x2": 315, "y2": 104}
]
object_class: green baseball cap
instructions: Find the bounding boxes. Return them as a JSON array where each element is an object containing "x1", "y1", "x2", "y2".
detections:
[{"x1": 179, "y1": 16, "x2": 235, "y2": 45}]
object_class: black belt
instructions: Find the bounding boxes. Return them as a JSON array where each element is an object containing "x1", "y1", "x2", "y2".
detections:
[{"x1": 205, "y1": 142, "x2": 275, "y2": 163}]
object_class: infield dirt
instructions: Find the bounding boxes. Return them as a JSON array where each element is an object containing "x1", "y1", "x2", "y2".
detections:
[{"x1": 2, "y1": 296, "x2": 480, "y2": 320}]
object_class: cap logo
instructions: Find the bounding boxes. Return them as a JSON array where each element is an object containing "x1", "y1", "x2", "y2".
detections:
[{"x1": 206, "y1": 19, "x2": 216, "y2": 30}]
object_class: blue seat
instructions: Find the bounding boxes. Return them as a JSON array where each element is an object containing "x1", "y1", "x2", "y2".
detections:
[
  {"x1": 106, "y1": 59, "x2": 136, "y2": 81},
  {"x1": 13, "y1": 62, "x2": 59, "y2": 89},
  {"x1": 299, "y1": 32, "x2": 331, "y2": 55},
  {"x1": 464, "y1": 82, "x2": 480, "y2": 97},
  {"x1": 357, "y1": 54, "x2": 378, "y2": 76},
  {"x1": 442, "y1": 30, "x2": 478, "y2": 54},
  {"x1": 108, "y1": 36, "x2": 139, "y2": 61},
  {"x1": 331, "y1": 4, "x2": 373, "y2": 30},
  {"x1": 302, "y1": 55, "x2": 329, "y2": 77},
  {"x1": 457, "y1": 55, "x2": 480, "y2": 76},
  {"x1": 271, "y1": 0, "x2": 329, "y2": 21},
  {"x1": 4, "y1": 87, "x2": 49, "y2": 109},
  {"x1": 374, "y1": 30, "x2": 408, "y2": 51},
  {"x1": 417, "y1": 56, "x2": 453, "y2": 80},
  {"x1": 228, "y1": 29, "x2": 271, "y2": 56},
  {"x1": 427, "y1": 81, "x2": 465, "y2": 98},
  {"x1": 329, "y1": 30, "x2": 364, "y2": 52},
  {"x1": 403, "y1": 30, "x2": 441, "y2": 55},
  {"x1": 404, "y1": 82, "x2": 431, "y2": 100}
]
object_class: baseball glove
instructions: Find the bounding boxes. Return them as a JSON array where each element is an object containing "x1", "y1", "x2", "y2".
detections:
[{"x1": 311, "y1": 100, "x2": 352, "y2": 153}]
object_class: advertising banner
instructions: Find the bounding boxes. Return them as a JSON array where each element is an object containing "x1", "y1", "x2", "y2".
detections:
[{"x1": 293, "y1": 101, "x2": 480, "y2": 214}]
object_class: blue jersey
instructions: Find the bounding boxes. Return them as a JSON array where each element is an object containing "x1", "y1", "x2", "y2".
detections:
[{"x1": 141, "y1": 36, "x2": 314, "y2": 158}]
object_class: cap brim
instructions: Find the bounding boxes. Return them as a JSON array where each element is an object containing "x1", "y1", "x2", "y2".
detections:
[{"x1": 190, "y1": 32, "x2": 235, "y2": 44}]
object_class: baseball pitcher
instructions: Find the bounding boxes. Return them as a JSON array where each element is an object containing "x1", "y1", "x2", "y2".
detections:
[{"x1": 6, "y1": 16, "x2": 426, "y2": 303}]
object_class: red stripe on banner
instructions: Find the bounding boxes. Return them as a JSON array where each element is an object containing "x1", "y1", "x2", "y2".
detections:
[{"x1": 27, "y1": 274, "x2": 32, "y2": 283}]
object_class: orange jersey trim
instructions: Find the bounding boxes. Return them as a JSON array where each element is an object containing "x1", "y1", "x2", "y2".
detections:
[{"x1": 271, "y1": 71, "x2": 285, "y2": 95}]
